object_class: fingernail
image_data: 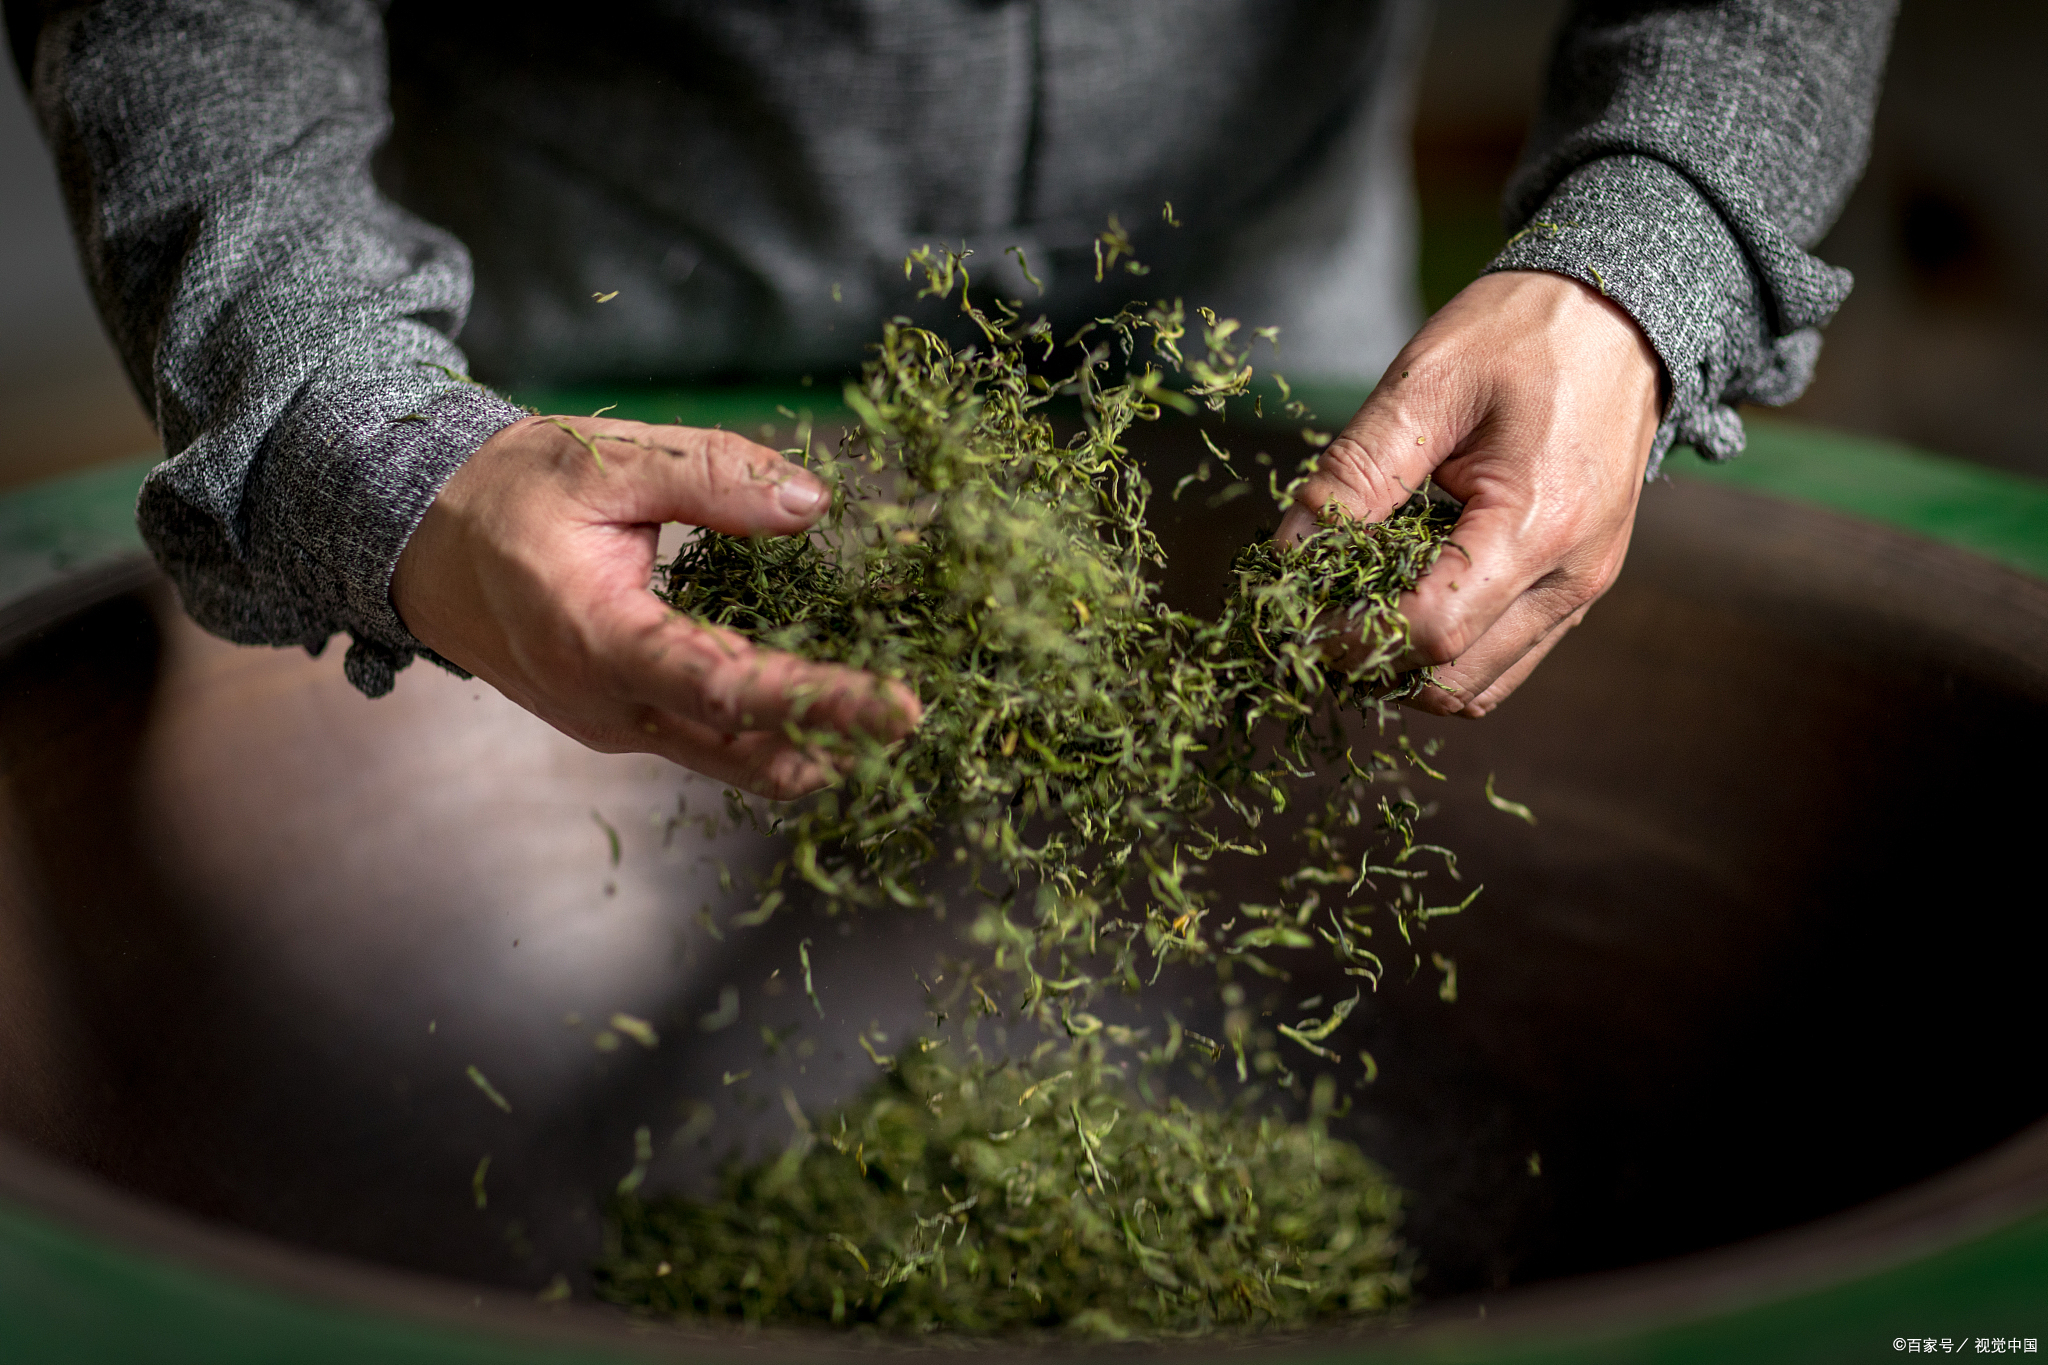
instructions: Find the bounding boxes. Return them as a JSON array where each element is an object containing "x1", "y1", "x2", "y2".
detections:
[
  {"x1": 776, "y1": 471, "x2": 827, "y2": 516},
  {"x1": 1275, "y1": 506, "x2": 1314, "y2": 545}
]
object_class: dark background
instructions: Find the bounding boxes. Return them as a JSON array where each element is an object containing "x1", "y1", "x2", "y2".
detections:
[{"x1": 3, "y1": 0, "x2": 2042, "y2": 490}]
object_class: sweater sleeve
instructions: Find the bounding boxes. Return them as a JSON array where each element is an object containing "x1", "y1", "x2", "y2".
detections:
[
  {"x1": 27, "y1": 0, "x2": 526, "y2": 695},
  {"x1": 1484, "y1": 0, "x2": 1897, "y2": 472}
]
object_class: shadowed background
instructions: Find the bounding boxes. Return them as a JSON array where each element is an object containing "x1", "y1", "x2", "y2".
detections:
[{"x1": 3, "y1": 0, "x2": 2044, "y2": 490}]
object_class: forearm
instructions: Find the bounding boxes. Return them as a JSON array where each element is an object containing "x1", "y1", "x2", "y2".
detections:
[
  {"x1": 1487, "y1": 0, "x2": 1898, "y2": 468},
  {"x1": 29, "y1": 0, "x2": 523, "y2": 692}
]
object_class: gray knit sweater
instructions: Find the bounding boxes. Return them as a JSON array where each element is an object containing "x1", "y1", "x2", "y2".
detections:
[{"x1": 15, "y1": 0, "x2": 1894, "y2": 693}]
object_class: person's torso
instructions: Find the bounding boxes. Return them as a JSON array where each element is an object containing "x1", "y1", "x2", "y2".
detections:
[{"x1": 375, "y1": 0, "x2": 1427, "y2": 388}]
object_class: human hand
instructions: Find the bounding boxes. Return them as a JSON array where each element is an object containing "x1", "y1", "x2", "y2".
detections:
[
  {"x1": 391, "y1": 414, "x2": 921, "y2": 798},
  {"x1": 1276, "y1": 270, "x2": 1663, "y2": 716}
]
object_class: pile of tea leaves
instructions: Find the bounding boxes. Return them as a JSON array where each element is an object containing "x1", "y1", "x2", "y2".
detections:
[
  {"x1": 611, "y1": 236, "x2": 1472, "y2": 1336},
  {"x1": 596, "y1": 1042, "x2": 1408, "y2": 1338}
]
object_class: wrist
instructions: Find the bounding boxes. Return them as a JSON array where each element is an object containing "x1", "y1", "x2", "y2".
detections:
[{"x1": 1489, "y1": 270, "x2": 1664, "y2": 426}]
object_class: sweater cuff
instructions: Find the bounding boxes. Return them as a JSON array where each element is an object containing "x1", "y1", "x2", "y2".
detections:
[
  {"x1": 1483, "y1": 154, "x2": 1817, "y2": 474},
  {"x1": 259, "y1": 377, "x2": 527, "y2": 697}
]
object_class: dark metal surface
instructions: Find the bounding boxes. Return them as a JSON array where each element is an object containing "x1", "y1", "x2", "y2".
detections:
[{"x1": 0, "y1": 473, "x2": 2045, "y2": 1352}]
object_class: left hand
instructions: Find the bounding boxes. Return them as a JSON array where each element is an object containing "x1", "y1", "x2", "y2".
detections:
[
  {"x1": 1276, "y1": 270, "x2": 1663, "y2": 716},
  {"x1": 391, "y1": 414, "x2": 922, "y2": 799}
]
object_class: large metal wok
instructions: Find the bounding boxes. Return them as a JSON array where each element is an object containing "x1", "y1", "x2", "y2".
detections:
[{"x1": 1, "y1": 431, "x2": 2044, "y2": 1361}]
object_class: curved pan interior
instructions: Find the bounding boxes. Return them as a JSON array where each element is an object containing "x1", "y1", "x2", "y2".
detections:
[{"x1": 0, "y1": 465, "x2": 2044, "y2": 1352}]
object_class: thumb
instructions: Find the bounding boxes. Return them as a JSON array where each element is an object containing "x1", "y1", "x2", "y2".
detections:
[
  {"x1": 564, "y1": 418, "x2": 830, "y2": 536},
  {"x1": 1275, "y1": 364, "x2": 1471, "y2": 542}
]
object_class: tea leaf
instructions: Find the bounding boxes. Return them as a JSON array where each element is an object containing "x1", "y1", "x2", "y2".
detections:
[
  {"x1": 1484, "y1": 773, "x2": 1537, "y2": 825},
  {"x1": 466, "y1": 1066, "x2": 512, "y2": 1114},
  {"x1": 610, "y1": 1013, "x2": 659, "y2": 1049}
]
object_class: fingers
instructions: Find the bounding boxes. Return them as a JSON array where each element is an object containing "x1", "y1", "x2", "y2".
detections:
[
  {"x1": 545, "y1": 418, "x2": 922, "y2": 759},
  {"x1": 556, "y1": 418, "x2": 920, "y2": 744},
  {"x1": 604, "y1": 595, "x2": 923, "y2": 743},
  {"x1": 1401, "y1": 592, "x2": 1590, "y2": 718},
  {"x1": 530, "y1": 602, "x2": 919, "y2": 801},
  {"x1": 639, "y1": 717, "x2": 840, "y2": 801},
  {"x1": 1453, "y1": 604, "x2": 1590, "y2": 717},
  {"x1": 1384, "y1": 479, "x2": 1628, "y2": 713},
  {"x1": 566, "y1": 606, "x2": 922, "y2": 800},
  {"x1": 1277, "y1": 362, "x2": 1466, "y2": 544},
  {"x1": 553, "y1": 417, "x2": 830, "y2": 538},
  {"x1": 1396, "y1": 498, "x2": 1552, "y2": 670},
  {"x1": 572, "y1": 701, "x2": 839, "y2": 801}
]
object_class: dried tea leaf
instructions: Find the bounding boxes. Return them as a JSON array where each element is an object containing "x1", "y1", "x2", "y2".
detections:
[
  {"x1": 467, "y1": 1066, "x2": 512, "y2": 1114},
  {"x1": 1484, "y1": 773, "x2": 1537, "y2": 825}
]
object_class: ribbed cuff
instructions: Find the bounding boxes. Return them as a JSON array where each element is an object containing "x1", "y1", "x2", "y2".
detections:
[{"x1": 260, "y1": 375, "x2": 527, "y2": 696}]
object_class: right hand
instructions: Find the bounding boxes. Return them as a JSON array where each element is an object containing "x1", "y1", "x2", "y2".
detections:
[
  {"x1": 1275, "y1": 271, "x2": 1662, "y2": 717},
  {"x1": 391, "y1": 414, "x2": 921, "y2": 800}
]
